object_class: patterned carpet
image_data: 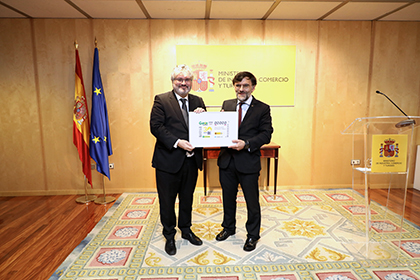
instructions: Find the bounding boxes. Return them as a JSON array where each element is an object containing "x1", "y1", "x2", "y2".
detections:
[{"x1": 50, "y1": 189, "x2": 420, "y2": 280}]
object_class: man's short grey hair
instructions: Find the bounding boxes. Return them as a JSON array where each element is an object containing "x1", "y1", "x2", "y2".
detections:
[{"x1": 171, "y1": 64, "x2": 194, "y2": 81}]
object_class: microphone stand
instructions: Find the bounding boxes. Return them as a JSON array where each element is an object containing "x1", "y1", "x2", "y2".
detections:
[{"x1": 376, "y1": 90, "x2": 416, "y2": 128}]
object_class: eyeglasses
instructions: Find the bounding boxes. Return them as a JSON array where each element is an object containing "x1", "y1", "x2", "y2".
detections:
[
  {"x1": 174, "y1": 78, "x2": 192, "y2": 83},
  {"x1": 235, "y1": 83, "x2": 251, "y2": 89}
]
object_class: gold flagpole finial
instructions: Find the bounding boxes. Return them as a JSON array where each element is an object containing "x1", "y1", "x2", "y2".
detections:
[
  {"x1": 74, "y1": 40, "x2": 78, "y2": 50},
  {"x1": 94, "y1": 37, "x2": 97, "y2": 48}
]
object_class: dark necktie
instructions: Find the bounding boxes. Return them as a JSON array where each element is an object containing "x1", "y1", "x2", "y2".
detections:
[
  {"x1": 180, "y1": 98, "x2": 188, "y2": 127},
  {"x1": 238, "y1": 102, "x2": 245, "y2": 127}
]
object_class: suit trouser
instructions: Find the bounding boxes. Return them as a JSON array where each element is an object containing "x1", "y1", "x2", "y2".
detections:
[
  {"x1": 156, "y1": 157, "x2": 198, "y2": 240},
  {"x1": 219, "y1": 158, "x2": 261, "y2": 240}
]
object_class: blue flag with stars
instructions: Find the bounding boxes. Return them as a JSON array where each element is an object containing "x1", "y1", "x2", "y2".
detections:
[{"x1": 90, "y1": 47, "x2": 113, "y2": 179}]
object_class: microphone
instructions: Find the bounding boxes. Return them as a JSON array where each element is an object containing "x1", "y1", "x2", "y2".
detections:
[{"x1": 376, "y1": 90, "x2": 415, "y2": 128}]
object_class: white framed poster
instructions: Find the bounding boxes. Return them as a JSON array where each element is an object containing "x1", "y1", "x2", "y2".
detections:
[{"x1": 189, "y1": 112, "x2": 238, "y2": 148}]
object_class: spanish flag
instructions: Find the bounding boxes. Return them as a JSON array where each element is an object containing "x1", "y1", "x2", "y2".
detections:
[{"x1": 73, "y1": 49, "x2": 92, "y2": 185}]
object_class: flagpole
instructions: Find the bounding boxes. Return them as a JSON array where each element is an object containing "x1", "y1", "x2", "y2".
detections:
[
  {"x1": 76, "y1": 176, "x2": 97, "y2": 203},
  {"x1": 90, "y1": 39, "x2": 114, "y2": 205},
  {"x1": 94, "y1": 175, "x2": 115, "y2": 204},
  {"x1": 73, "y1": 40, "x2": 94, "y2": 198}
]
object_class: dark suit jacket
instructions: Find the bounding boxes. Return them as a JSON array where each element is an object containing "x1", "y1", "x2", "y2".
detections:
[
  {"x1": 150, "y1": 90, "x2": 206, "y2": 174},
  {"x1": 217, "y1": 97, "x2": 273, "y2": 174}
]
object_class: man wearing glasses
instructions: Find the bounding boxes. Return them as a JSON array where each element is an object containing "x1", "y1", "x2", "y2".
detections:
[
  {"x1": 215, "y1": 71, "x2": 273, "y2": 252},
  {"x1": 150, "y1": 65, "x2": 206, "y2": 255}
]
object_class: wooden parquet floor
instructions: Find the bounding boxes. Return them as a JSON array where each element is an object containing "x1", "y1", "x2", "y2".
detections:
[
  {"x1": 0, "y1": 194, "x2": 121, "y2": 280},
  {"x1": 0, "y1": 189, "x2": 419, "y2": 280}
]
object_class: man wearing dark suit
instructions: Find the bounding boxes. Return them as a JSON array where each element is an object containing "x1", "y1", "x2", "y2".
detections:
[
  {"x1": 150, "y1": 64, "x2": 206, "y2": 256},
  {"x1": 215, "y1": 71, "x2": 273, "y2": 252}
]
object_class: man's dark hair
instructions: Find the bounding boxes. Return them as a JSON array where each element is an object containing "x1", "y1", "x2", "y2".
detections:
[{"x1": 232, "y1": 71, "x2": 257, "y2": 86}]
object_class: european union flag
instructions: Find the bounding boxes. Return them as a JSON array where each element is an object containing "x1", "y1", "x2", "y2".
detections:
[{"x1": 90, "y1": 47, "x2": 113, "y2": 179}]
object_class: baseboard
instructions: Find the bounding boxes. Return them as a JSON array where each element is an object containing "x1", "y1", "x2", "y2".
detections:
[{"x1": 0, "y1": 187, "x2": 157, "y2": 197}]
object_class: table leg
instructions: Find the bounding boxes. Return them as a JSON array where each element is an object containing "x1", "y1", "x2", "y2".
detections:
[
  {"x1": 266, "y1": 158, "x2": 270, "y2": 188},
  {"x1": 274, "y1": 155, "x2": 278, "y2": 195},
  {"x1": 203, "y1": 158, "x2": 207, "y2": 196}
]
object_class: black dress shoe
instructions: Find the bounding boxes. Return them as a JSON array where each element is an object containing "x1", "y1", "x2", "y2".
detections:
[
  {"x1": 215, "y1": 229, "x2": 234, "y2": 241},
  {"x1": 182, "y1": 231, "x2": 203, "y2": 246},
  {"x1": 165, "y1": 239, "x2": 176, "y2": 255},
  {"x1": 243, "y1": 237, "x2": 258, "y2": 251}
]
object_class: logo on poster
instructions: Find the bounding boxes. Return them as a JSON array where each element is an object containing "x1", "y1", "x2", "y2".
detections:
[
  {"x1": 191, "y1": 63, "x2": 215, "y2": 92},
  {"x1": 379, "y1": 138, "x2": 399, "y2": 158}
]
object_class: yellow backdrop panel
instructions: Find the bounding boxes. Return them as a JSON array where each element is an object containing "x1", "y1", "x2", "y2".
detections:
[{"x1": 176, "y1": 45, "x2": 296, "y2": 106}]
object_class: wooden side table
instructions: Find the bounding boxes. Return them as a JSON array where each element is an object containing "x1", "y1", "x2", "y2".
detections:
[{"x1": 202, "y1": 142, "x2": 280, "y2": 196}]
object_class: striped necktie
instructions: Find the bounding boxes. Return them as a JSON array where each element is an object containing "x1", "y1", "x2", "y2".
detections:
[{"x1": 180, "y1": 98, "x2": 188, "y2": 127}]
